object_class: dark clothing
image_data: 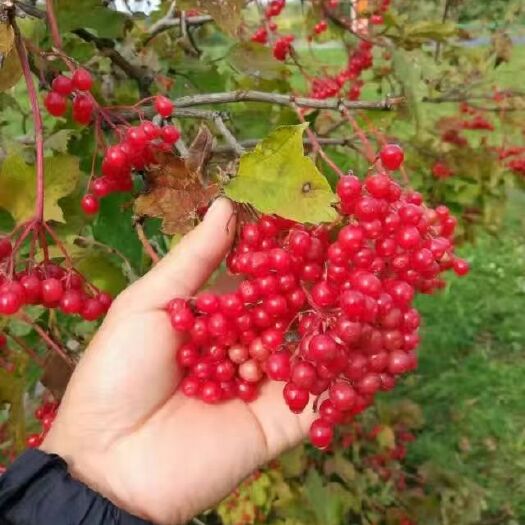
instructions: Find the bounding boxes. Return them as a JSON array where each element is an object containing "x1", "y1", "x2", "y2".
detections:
[{"x1": 0, "y1": 449, "x2": 152, "y2": 524}]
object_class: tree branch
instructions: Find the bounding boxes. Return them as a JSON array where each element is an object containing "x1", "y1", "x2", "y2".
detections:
[
  {"x1": 213, "y1": 115, "x2": 244, "y2": 155},
  {"x1": 170, "y1": 91, "x2": 403, "y2": 111},
  {"x1": 213, "y1": 136, "x2": 358, "y2": 154},
  {"x1": 73, "y1": 29, "x2": 153, "y2": 97},
  {"x1": 145, "y1": 13, "x2": 214, "y2": 44}
]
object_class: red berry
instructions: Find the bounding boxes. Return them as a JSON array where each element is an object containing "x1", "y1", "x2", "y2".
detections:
[
  {"x1": 309, "y1": 419, "x2": 333, "y2": 449},
  {"x1": 379, "y1": 144, "x2": 404, "y2": 170},
  {"x1": 81, "y1": 194, "x2": 100, "y2": 215},
  {"x1": 161, "y1": 125, "x2": 181, "y2": 144},
  {"x1": 44, "y1": 92, "x2": 67, "y2": 117},
  {"x1": 51, "y1": 75, "x2": 74, "y2": 95},
  {"x1": 155, "y1": 95, "x2": 174, "y2": 118},
  {"x1": 41, "y1": 278, "x2": 64, "y2": 304},
  {"x1": 72, "y1": 68, "x2": 93, "y2": 91},
  {"x1": 72, "y1": 94, "x2": 94, "y2": 125}
]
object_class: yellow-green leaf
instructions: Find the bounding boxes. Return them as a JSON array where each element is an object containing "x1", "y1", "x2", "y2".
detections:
[
  {"x1": 0, "y1": 154, "x2": 81, "y2": 224},
  {"x1": 225, "y1": 124, "x2": 337, "y2": 224},
  {"x1": 0, "y1": 46, "x2": 22, "y2": 92},
  {"x1": 75, "y1": 253, "x2": 127, "y2": 296},
  {"x1": 0, "y1": 23, "x2": 14, "y2": 54},
  {"x1": 178, "y1": 0, "x2": 244, "y2": 36}
]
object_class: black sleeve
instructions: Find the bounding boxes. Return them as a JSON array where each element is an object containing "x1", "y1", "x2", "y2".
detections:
[{"x1": 0, "y1": 449, "x2": 152, "y2": 525}]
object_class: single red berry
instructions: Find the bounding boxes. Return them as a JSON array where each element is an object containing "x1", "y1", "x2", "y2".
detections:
[
  {"x1": 379, "y1": 144, "x2": 404, "y2": 170},
  {"x1": 26, "y1": 433, "x2": 43, "y2": 448},
  {"x1": 72, "y1": 94, "x2": 94, "y2": 125},
  {"x1": 72, "y1": 68, "x2": 93, "y2": 91},
  {"x1": 155, "y1": 95, "x2": 174, "y2": 118},
  {"x1": 0, "y1": 237, "x2": 13, "y2": 259},
  {"x1": 82, "y1": 298, "x2": 105, "y2": 321},
  {"x1": 59, "y1": 290, "x2": 84, "y2": 315},
  {"x1": 41, "y1": 278, "x2": 64, "y2": 304},
  {"x1": 52, "y1": 75, "x2": 74, "y2": 95},
  {"x1": 81, "y1": 194, "x2": 100, "y2": 215},
  {"x1": 91, "y1": 177, "x2": 112, "y2": 198},
  {"x1": 44, "y1": 92, "x2": 67, "y2": 117},
  {"x1": 309, "y1": 418, "x2": 333, "y2": 449},
  {"x1": 161, "y1": 125, "x2": 181, "y2": 144}
]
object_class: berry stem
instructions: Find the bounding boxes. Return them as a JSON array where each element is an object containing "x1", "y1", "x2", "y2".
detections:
[
  {"x1": 45, "y1": 0, "x2": 63, "y2": 49},
  {"x1": 134, "y1": 221, "x2": 160, "y2": 264},
  {"x1": 17, "y1": 313, "x2": 73, "y2": 367},
  {"x1": 43, "y1": 222, "x2": 74, "y2": 267},
  {"x1": 7, "y1": 333, "x2": 46, "y2": 368},
  {"x1": 293, "y1": 104, "x2": 344, "y2": 177},
  {"x1": 13, "y1": 22, "x2": 46, "y2": 224}
]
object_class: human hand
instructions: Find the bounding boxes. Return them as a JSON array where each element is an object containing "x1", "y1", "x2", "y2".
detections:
[{"x1": 41, "y1": 198, "x2": 315, "y2": 525}]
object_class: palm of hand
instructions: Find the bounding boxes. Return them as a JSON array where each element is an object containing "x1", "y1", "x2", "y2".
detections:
[{"x1": 42, "y1": 200, "x2": 314, "y2": 525}]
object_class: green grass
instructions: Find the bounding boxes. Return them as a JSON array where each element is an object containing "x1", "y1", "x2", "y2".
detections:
[{"x1": 390, "y1": 191, "x2": 525, "y2": 520}]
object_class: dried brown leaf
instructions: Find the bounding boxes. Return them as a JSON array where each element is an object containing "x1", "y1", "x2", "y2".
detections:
[
  {"x1": 41, "y1": 353, "x2": 74, "y2": 400},
  {"x1": 134, "y1": 153, "x2": 219, "y2": 235},
  {"x1": 185, "y1": 124, "x2": 214, "y2": 183}
]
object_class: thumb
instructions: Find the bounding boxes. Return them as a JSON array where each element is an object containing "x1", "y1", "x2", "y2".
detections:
[{"x1": 117, "y1": 198, "x2": 236, "y2": 313}]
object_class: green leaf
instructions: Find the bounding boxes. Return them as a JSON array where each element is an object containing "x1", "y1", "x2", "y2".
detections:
[
  {"x1": 75, "y1": 253, "x2": 127, "y2": 296},
  {"x1": 0, "y1": 46, "x2": 22, "y2": 92},
  {"x1": 228, "y1": 42, "x2": 289, "y2": 81},
  {"x1": 303, "y1": 469, "x2": 351, "y2": 525},
  {"x1": 225, "y1": 124, "x2": 337, "y2": 224},
  {"x1": 404, "y1": 20, "x2": 458, "y2": 42},
  {"x1": 44, "y1": 129, "x2": 75, "y2": 153},
  {"x1": 178, "y1": 0, "x2": 244, "y2": 36},
  {"x1": 0, "y1": 154, "x2": 81, "y2": 224},
  {"x1": 392, "y1": 49, "x2": 423, "y2": 132},
  {"x1": 93, "y1": 192, "x2": 144, "y2": 272},
  {"x1": 55, "y1": 0, "x2": 128, "y2": 39}
]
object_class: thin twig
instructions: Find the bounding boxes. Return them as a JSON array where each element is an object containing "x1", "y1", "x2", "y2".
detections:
[
  {"x1": 45, "y1": 0, "x2": 62, "y2": 48},
  {"x1": 73, "y1": 236, "x2": 138, "y2": 282},
  {"x1": 145, "y1": 14, "x2": 214, "y2": 44},
  {"x1": 213, "y1": 136, "x2": 358, "y2": 153},
  {"x1": 213, "y1": 115, "x2": 244, "y2": 155},
  {"x1": 134, "y1": 221, "x2": 160, "y2": 264},
  {"x1": 11, "y1": 13, "x2": 45, "y2": 223},
  {"x1": 6, "y1": 333, "x2": 46, "y2": 368},
  {"x1": 73, "y1": 29, "x2": 153, "y2": 97},
  {"x1": 17, "y1": 313, "x2": 74, "y2": 367},
  {"x1": 293, "y1": 104, "x2": 344, "y2": 177}
]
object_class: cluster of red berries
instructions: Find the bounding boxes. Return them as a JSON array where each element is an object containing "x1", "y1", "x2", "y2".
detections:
[
  {"x1": 313, "y1": 19, "x2": 328, "y2": 36},
  {"x1": 0, "y1": 243, "x2": 112, "y2": 319},
  {"x1": 166, "y1": 144, "x2": 469, "y2": 449},
  {"x1": 81, "y1": 95, "x2": 180, "y2": 215},
  {"x1": 250, "y1": 0, "x2": 284, "y2": 43},
  {"x1": 431, "y1": 161, "x2": 453, "y2": 179},
  {"x1": 308, "y1": 39, "x2": 376, "y2": 101},
  {"x1": 272, "y1": 35, "x2": 295, "y2": 61},
  {"x1": 26, "y1": 400, "x2": 58, "y2": 449},
  {"x1": 367, "y1": 0, "x2": 391, "y2": 25},
  {"x1": 44, "y1": 69, "x2": 95, "y2": 125},
  {"x1": 265, "y1": 0, "x2": 285, "y2": 18}
]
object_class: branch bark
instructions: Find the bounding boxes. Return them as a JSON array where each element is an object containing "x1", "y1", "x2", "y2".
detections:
[
  {"x1": 213, "y1": 137, "x2": 358, "y2": 154},
  {"x1": 170, "y1": 91, "x2": 403, "y2": 111},
  {"x1": 73, "y1": 29, "x2": 153, "y2": 98}
]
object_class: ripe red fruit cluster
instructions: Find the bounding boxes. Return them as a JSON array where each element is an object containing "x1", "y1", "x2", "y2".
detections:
[
  {"x1": 308, "y1": 39, "x2": 376, "y2": 101},
  {"x1": 26, "y1": 400, "x2": 58, "y2": 449},
  {"x1": 167, "y1": 145, "x2": 469, "y2": 449},
  {"x1": 314, "y1": 20, "x2": 328, "y2": 35},
  {"x1": 273, "y1": 35, "x2": 294, "y2": 61},
  {"x1": 265, "y1": 0, "x2": 285, "y2": 17},
  {"x1": 84, "y1": 96, "x2": 180, "y2": 215},
  {"x1": 0, "y1": 258, "x2": 112, "y2": 320},
  {"x1": 44, "y1": 69, "x2": 95, "y2": 124}
]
